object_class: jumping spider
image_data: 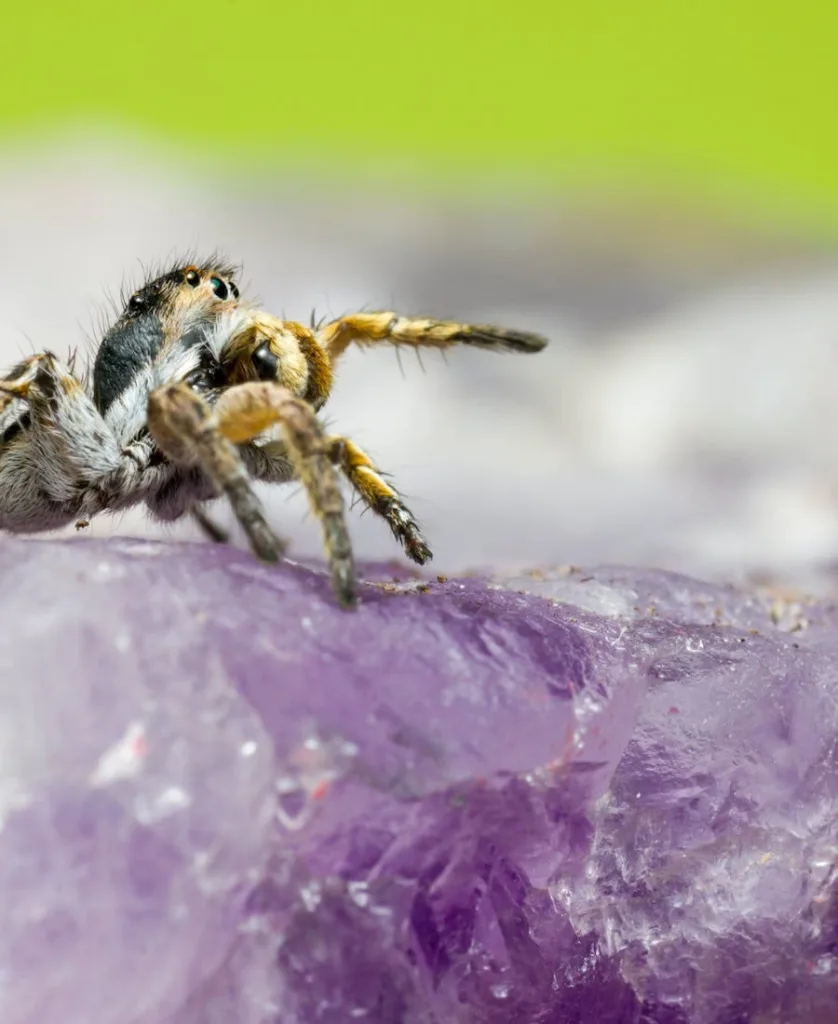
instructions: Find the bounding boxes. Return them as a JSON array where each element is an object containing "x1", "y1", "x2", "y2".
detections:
[{"x1": 0, "y1": 258, "x2": 547, "y2": 608}]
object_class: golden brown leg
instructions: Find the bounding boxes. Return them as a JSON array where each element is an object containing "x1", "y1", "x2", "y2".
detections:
[
  {"x1": 147, "y1": 383, "x2": 284, "y2": 565},
  {"x1": 327, "y1": 436, "x2": 432, "y2": 566},
  {"x1": 212, "y1": 382, "x2": 356, "y2": 608},
  {"x1": 316, "y1": 311, "x2": 548, "y2": 362}
]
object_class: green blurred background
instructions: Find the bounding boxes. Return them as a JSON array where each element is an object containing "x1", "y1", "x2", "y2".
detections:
[
  {"x1": 1, "y1": 0, "x2": 836, "y2": 225},
  {"x1": 2, "y1": 0, "x2": 838, "y2": 582}
]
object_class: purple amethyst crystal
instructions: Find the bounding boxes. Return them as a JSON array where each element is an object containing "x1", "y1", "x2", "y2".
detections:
[{"x1": 1, "y1": 538, "x2": 837, "y2": 1023}]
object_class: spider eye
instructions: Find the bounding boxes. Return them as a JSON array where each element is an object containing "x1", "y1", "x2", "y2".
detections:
[
  {"x1": 210, "y1": 276, "x2": 229, "y2": 300},
  {"x1": 128, "y1": 293, "x2": 144, "y2": 312},
  {"x1": 251, "y1": 341, "x2": 279, "y2": 380},
  {"x1": 185, "y1": 269, "x2": 200, "y2": 287},
  {"x1": 230, "y1": 281, "x2": 240, "y2": 299}
]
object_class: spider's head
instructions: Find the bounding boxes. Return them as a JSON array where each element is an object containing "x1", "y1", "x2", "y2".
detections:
[
  {"x1": 124, "y1": 263, "x2": 241, "y2": 320},
  {"x1": 93, "y1": 260, "x2": 242, "y2": 413}
]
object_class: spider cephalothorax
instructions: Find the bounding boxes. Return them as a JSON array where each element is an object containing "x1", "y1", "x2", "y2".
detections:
[{"x1": 0, "y1": 258, "x2": 547, "y2": 608}]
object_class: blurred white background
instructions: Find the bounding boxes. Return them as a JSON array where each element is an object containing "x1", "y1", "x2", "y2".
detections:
[{"x1": 3, "y1": 134, "x2": 838, "y2": 588}]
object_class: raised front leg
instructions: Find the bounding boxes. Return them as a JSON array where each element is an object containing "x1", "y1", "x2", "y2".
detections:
[{"x1": 316, "y1": 311, "x2": 548, "y2": 362}]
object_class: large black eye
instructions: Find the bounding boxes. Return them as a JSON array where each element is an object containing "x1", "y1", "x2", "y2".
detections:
[
  {"x1": 251, "y1": 341, "x2": 279, "y2": 380},
  {"x1": 210, "y1": 276, "x2": 229, "y2": 300},
  {"x1": 185, "y1": 269, "x2": 200, "y2": 287},
  {"x1": 128, "y1": 293, "x2": 144, "y2": 312}
]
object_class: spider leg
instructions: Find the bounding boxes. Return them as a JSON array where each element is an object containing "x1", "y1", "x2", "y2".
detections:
[
  {"x1": 0, "y1": 352, "x2": 117, "y2": 505},
  {"x1": 326, "y1": 436, "x2": 432, "y2": 565},
  {"x1": 147, "y1": 382, "x2": 356, "y2": 608},
  {"x1": 212, "y1": 381, "x2": 355, "y2": 608},
  {"x1": 146, "y1": 382, "x2": 285, "y2": 566},
  {"x1": 0, "y1": 352, "x2": 165, "y2": 531},
  {"x1": 316, "y1": 311, "x2": 548, "y2": 363},
  {"x1": 191, "y1": 503, "x2": 229, "y2": 544}
]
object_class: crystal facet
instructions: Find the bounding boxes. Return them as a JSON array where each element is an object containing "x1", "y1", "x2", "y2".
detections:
[{"x1": 1, "y1": 538, "x2": 837, "y2": 1023}]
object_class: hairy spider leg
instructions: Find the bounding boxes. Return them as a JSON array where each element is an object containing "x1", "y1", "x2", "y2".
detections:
[
  {"x1": 148, "y1": 380, "x2": 355, "y2": 608},
  {"x1": 190, "y1": 503, "x2": 230, "y2": 544},
  {"x1": 326, "y1": 436, "x2": 431, "y2": 565},
  {"x1": 147, "y1": 382, "x2": 285, "y2": 562},
  {"x1": 316, "y1": 311, "x2": 548, "y2": 362},
  {"x1": 213, "y1": 381, "x2": 355, "y2": 608},
  {"x1": 0, "y1": 352, "x2": 169, "y2": 532}
]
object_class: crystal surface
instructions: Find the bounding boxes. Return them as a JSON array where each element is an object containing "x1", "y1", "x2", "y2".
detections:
[{"x1": 1, "y1": 538, "x2": 837, "y2": 1023}]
